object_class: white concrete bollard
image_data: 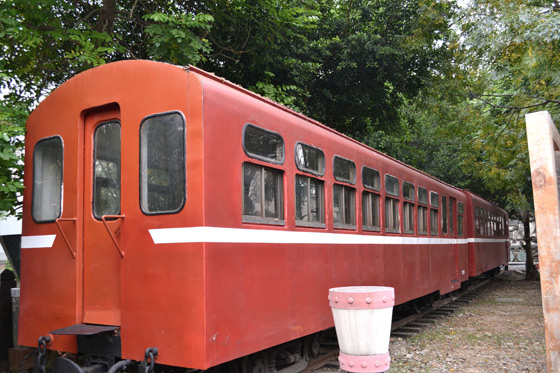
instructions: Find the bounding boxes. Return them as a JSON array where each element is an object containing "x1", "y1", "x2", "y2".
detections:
[{"x1": 329, "y1": 286, "x2": 394, "y2": 372}]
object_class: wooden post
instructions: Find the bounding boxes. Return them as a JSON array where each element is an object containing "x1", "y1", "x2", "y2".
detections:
[{"x1": 526, "y1": 110, "x2": 560, "y2": 372}]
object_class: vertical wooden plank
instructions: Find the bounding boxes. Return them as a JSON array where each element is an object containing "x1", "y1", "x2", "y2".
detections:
[{"x1": 526, "y1": 110, "x2": 560, "y2": 372}]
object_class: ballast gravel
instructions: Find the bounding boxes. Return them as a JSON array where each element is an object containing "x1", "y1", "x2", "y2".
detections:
[{"x1": 388, "y1": 269, "x2": 547, "y2": 372}]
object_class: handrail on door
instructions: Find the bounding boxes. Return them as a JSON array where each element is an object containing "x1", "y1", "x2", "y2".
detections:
[
  {"x1": 101, "y1": 215, "x2": 125, "y2": 258},
  {"x1": 55, "y1": 218, "x2": 77, "y2": 258}
]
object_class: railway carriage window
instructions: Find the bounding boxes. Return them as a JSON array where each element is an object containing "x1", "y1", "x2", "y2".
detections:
[
  {"x1": 385, "y1": 197, "x2": 400, "y2": 232},
  {"x1": 295, "y1": 143, "x2": 325, "y2": 176},
  {"x1": 333, "y1": 184, "x2": 356, "y2": 228},
  {"x1": 362, "y1": 167, "x2": 381, "y2": 231},
  {"x1": 140, "y1": 112, "x2": 186, "y2": 214},
  {"x1": 295, "y1": 174, "x2": 324, "y2": 226},
  {"x1": 385, "y1": 175, "x2": 399, "y2": 197},
  {"x1": 403, "y1": 182, "x2": 414, "y2": 234},
  {"x1": 458, "y1": 202, "x2": 464, "y2": 236},
  {"x1": 417, "y1": 187, "x2": 428, "y2": 235},
  {"x1": 243, "y1": 124, "x2": 284, "y2": 164},
  {"x1": 243, "y1": 163, "x2": 284, "y2": 223},
  {"x1": 430, "y1": 192, "x2": 439, "y2": 235},
  {"x1": 362, "y1": 167, "x2": 380, "y2": 190},
  {"x1": 362, "y1": 191, "x2": 380, "y2": 230},
  {"x1": 475, "y1": 207, "x2": 481, "y2": 235},
  {"x1": 32, "y1": 136, "x2": 63, "y2": 222},
  {"x1": 333, "y1": 156, "x2": 356, "y2": 184},
  {"x1": 93, "y1": 122, "x2": 121, "y2": 219},
  {"x1": 384, "y1": 175, "x2": 400, "y2": 233},
  {"x1": 441, "y1": 196, "x2": 448, "y2": 234},
  {"x1": 449, "y1": 198, "x2": 454, "y2": 235}
]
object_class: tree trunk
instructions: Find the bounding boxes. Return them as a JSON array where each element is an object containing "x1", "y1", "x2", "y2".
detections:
[
  {"x1": 522, "y1": 210, "x2": 540, "y2": 281},
  {"x1": 96, "y1": 0, "x2": 117, "y2": 34}
]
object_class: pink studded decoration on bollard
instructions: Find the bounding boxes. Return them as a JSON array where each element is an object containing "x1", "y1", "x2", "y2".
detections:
[{"x1": 329, "y1": 286, "x2": 395, "y2": 373}]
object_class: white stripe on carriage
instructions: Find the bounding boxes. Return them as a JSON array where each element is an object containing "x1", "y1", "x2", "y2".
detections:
[
  {"x1": 21, "y1": 234, "x2": 57, "y2": 249},
  {"x1": 149, "y1": 227, "x2": 508, "y2": 245}
]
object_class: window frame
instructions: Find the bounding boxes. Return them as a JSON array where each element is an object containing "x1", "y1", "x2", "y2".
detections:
[
  {"x1": 295, "y1": 173, "x2": 325, "y2": 228},
  {"x1": 139, "y1": 111, "x2": 187, "y2": 216},
  {"x1": 333, "y1": 156, "x2": 356, "y2": 184},
  {"x1": 242, "y1": 162, "x2": 285, "y2": 225},
  {"x1": 362, "y1": 190, "x2": 381, "y2": 232},
  {"x1": 93, "y1": 121, "x2": 121, "y2": 220},
  {"x1": 243, "y1": 123, "x2": 285, "y2": 165},
  {"x1": 362, "y1": 166, "x2": 381, "y2": 191},
  {"x1": 333, "y1": 183, "x2": 356, "y2": 229},
  {"x1": 294, "y1": 142, "x2": 325, "y2": 177},
  {"x1": 429, "y1": 191, "x2": 439, "y2": 236},
  {"x1": 32, "y1": 135, "x2": 64, "y2": 224}
]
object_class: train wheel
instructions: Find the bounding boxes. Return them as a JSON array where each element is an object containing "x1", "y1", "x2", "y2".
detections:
[{"x1": 247, "y1": 352, "x2": 270, "y2": 373}]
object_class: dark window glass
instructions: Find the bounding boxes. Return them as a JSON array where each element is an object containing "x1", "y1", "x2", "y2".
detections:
[
  {"x1": 140, "y1": 113, "x2": 186, "y2": 214},
  {"x1": 32, "y1": 137, "x2": 63, "y2": 222},
  {"x1": 244, "y1": 125, "x2": 284, "y2": 163},
  {"x1": 333, "y1": 156, "x2": 356, "y2": 184},
  {"x1": 403, "y1": 182, "x2": 415, "y2": 201},
  {"x1": 362, "y1": 167, "x2": 380, "y2": 191},
  {"x1": 458, "y1": 215, "x2": 464, "y2": 236},
  {"x1": 418, "y1": 205, "x2": 428, "y2": 234},
  {"x1": 93, "y1": 122, "x2": 121, "y2": 219},
  {"x1": 442, "y1": 196, "x2": 448, "y2": 234},
  {"x1": 243, "y1": 163, "x2": 284, "y2": 222},
  {"x1": 385, "y1": 175, "x2": 399, "y2": 197},
  {"x1": 295, "y1": 143, "x2": 325, "y2": 176},
  {"x1": 430, "y1": 191, "x2": 439, "y2": 207},
  {"x1": 385, "y1": 197, "x2": 400, "y2": 232},
  {"x1": 458, "y1": 202, "x2": 464, "y2": 214},
  {"x1": 295, "y1": 175, "x2": 324, "y2": 225},
  {"x1": 449, "y1": 198, "x2": 454, "y2": 235},
  {"x1": 362, "y1": 191, "x2": 380, "y2": 230},
  {"x1": 418, "y1": 187, "x2": 428, "y2": 205},
  {"x1": 333, "y1": 184, "x2": 356, "y2": 227}
]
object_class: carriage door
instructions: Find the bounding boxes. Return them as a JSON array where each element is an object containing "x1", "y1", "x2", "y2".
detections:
[{"x1": 82, "y1": 106, "x2": 122, "y2": 326}]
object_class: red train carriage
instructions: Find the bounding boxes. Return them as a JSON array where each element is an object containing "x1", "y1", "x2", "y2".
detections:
[
  {"x1": 464, "y1": 191, "x2": 510, "y2": 276},
  {"x1": 19, "y1": 60, "x2": 508, "y2": 372}
]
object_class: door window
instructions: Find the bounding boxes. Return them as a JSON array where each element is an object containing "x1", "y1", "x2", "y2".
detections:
[{"x1": 93, "y1": 122, "x2": 121, "y2": 219}]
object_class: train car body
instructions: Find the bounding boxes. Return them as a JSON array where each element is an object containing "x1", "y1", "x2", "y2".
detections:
[
  {"x1": 464, "y1": 191, "x2": 510, "y2": 276},
  {"x1": 19, "y1": 60, "x2": 508, "y2": 371}
]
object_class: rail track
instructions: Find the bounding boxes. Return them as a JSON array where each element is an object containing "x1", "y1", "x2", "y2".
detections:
[{"x1": 303, "y1": 278, "x2": 492, "y2": 372}]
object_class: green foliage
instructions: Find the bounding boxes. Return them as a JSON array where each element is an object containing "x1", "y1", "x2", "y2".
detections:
[{"x1": 0, "y1": 103, "x2": 26, "y2": 217}]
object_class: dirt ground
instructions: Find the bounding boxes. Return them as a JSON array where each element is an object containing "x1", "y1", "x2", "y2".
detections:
[{"x1": 388, "y1": 269, "x2": 547, "y2": 372}]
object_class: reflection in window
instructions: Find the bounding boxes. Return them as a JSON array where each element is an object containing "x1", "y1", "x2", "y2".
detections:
[
  {"x1": 295, "y1": 175, "x2": 324, "y2": 225},
  {"x1": 32, "y1": 137, "x2": 63, "y2": 222},
  {"x1": 385, "y1": 175, "x2": 399, "y2": 197},
  {"x1": 362, "y1": 191, "x2": 380, "y2": 230},
  {"x1": 140, "y1": 113, "x2": 185, "y2": 214},
  {"x1": 94, "y1": 122, "x2": 121, "y2": 219},
  {"x1": 362, "y1": 167, "x2": 380, "y2": 191},
  {"x1": 333, "y1": 156, "x2": 356, "y2": 184},
  {"x1": 244, "y1": 125, "x2": 284, "y2": 163},
  {"x1": 295, "y1": 143, "x2": 325, "y2": 176},
  {"x1": 403, "y1": 182, "x2": 415, "y2": 201},
  {"x1": 418, "y1": 187, "x2": 428, "y2": 205},
  {"x1": 385, "y1": 197, "x2": 400, "y2": 232},
  {"x1": 333, "y1": 184, "x2": 355, "y2": 227},
  {"x1": 243, "y1": 163, "x2": 284, "y2": 221}
]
